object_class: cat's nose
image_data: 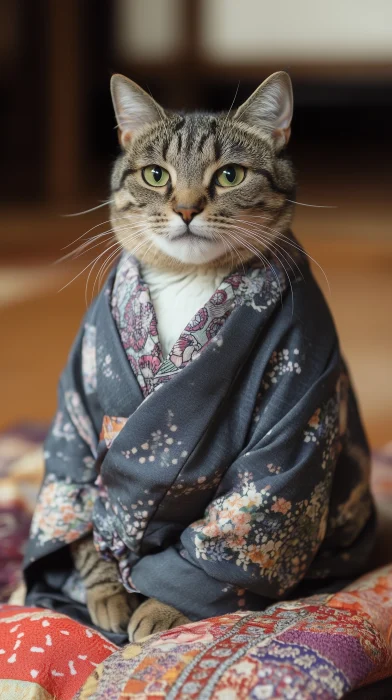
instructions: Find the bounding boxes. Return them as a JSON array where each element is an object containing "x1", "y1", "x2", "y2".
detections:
[{"x1": 173, "y1": 203, "x2": 203, "y2": 224}]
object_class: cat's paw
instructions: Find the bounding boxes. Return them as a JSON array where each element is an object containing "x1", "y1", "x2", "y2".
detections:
[
  {"x1": 87, "y1": 583, "x2": 140, "y2": 634},
  {"x1": 8, "y1": 581, "x2": 27, "y2": 606},
  {"x1": 127, "y1": 598, "x2": 190, "y2": 642}
]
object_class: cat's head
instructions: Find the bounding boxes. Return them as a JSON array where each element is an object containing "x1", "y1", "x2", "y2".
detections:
[{"x1": 110, "y1": 71, "x2": 295, "y2": 270}]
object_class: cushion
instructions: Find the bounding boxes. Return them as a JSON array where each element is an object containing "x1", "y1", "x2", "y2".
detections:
[
  {"x1": 75, "y1": 564, "x2": 392, "y2": 699},
  {"x1": 0, "y1": 604, "x2": 117, "y2": 700}
]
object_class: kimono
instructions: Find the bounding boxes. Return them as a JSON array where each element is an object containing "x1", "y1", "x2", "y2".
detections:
[{"x1": 24, "y1": 238, "x2": 376, "y2": 645}]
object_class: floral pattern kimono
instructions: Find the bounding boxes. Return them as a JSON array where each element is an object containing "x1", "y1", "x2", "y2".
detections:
[{"x1": 24, "y1": 241, "x2": 376, "y2": 644}]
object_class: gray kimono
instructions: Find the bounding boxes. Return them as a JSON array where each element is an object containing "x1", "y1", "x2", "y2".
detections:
[{"x1": 24, "y1": 242, "x2": 376, "y2": 642}]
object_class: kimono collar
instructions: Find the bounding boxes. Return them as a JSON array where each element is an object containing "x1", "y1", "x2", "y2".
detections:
[{"x1": 110, "y1": 253, "x2": 286, "y2": 398}]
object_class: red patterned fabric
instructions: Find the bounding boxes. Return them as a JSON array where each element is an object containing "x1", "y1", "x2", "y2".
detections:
[{"x1": 0, "y1": 605, "x2": 117, "y2": 699}]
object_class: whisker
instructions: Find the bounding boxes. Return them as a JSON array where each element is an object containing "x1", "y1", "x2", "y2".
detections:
[
  {"x1": 72, "y1": 222, "x2": 149, "y2": 259},
  {"x1": 239, "y1": 231, "x2": 297, "y2": 299},
  {"x1": 60, "y1": 215, "x2": 132, "y2": 251},
  {"x1": 88, "y1": 243, "x2": 123, "y2": 306},
  {"x1": 62, "y1": 199, "x2": 114, "y2": 217},
  {"x1": 94, "y1": 228, "x2": 148, "y2": 294},
  {"x1": 56, "y1": 225, "x2": 134, "y2": 264},
  {"x1": 218, "y1": 81, "x2": 240, "y2": 139},
  {"x1": 126, "y1": 233, "x2": 155, "y2": 265},
  {"x1": 140, "y1": 237, "x2": 158, "y2": 265},
  {"x1": 211, "y1": 228, "x2": 237, "y2": 271},
  {"x1": 234, "y1": 228, "x2": 290, "y2": 310},
  {"x1": 242, "y1": 216, "x2": 331, "y2": 294},
  {"x1": 228, "y1": 222, "x2": 304, "y2": 307},
  {"x1": 95, "y1": 242, "x2": 124, "y2": 293},
  {"x1": 57, "y1": 220, "x2": 150, "y2": 265},
  {"x1": 82, "y1": 236, "x2": 130, "y2": 304},
  {"x1": 223, "y1": 227, "x2": 284, "y2": 306},
  {"x1": 93, "y1": 227, "x2": 150, "y2": 287},
  {"x1": 59, "y1": 218, "x2": 114, "y2": 251},
  {"x1": 226, "y1": 229, "x2": 273, "y2": 282},
  {"x1": 89, "y1": 229, "x2": 148, "y2": 303},
  {"x1": 58, "y1": 227, "x2": 146, "y2": 295},
  {"x1": 231, "y1": 219, "x2": 304, "y2": 282},
  {"x1": 224, "y1": 233, "x2": 246, "y2": 273},
  {"x1": 286, "y1": 199, "x2": 336, "y2": 209},
  {"x1": 92, "y1": 244, "x2": 126, "y2": 303},
  {"x1": 212, "y1": 219, "x2": 295, "y2": 287},
  {"x1": 56, "y1": 231, "x2": 116, "y2": 264}
]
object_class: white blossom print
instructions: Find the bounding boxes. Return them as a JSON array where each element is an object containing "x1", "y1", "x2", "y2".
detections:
[
  {"x1": 81, "y1": 323, "x2": 97, "y2": 395},
  {"x1": 263, "y1": 347, "x2": 302, "y2": 391}
]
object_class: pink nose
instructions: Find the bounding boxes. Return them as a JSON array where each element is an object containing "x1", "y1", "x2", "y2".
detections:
[{"x1": 173, "y1": 203, "x2": 203, "y2": 224}]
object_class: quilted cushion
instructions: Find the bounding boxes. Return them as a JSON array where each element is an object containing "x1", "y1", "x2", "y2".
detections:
[{"x1": 75, "y1": 565, "x2": 392, "y2": 700}]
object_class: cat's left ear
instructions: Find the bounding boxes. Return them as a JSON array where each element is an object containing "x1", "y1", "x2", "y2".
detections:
[
  {"x1": 234, "y1": 71, "x2": 293, "y2": 150},
  {"x1": 111, "y1": 74, "x2": 166, "y2": 148}
]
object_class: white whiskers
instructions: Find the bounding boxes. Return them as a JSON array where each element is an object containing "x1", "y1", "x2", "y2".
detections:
[
  {"x1": 245, "y1": 215, "x2": 331, "y2": 294},
  {"x1": 286, "y1": 199, "x2": 336, "y2": 209},
  {"x1": 61, "y1": 200, "x2": 115, "y2": 217},
  {"x1": 57, "y1": 221, "x2": 150, "y2": 306}
]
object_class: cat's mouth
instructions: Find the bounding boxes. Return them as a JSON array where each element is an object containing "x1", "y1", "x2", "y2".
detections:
[{"x1": 171, "y1": 229, "x2": 213, "y2": 243}]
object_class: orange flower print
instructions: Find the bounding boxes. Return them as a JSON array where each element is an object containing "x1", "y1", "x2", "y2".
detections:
[
  {"x1": 100, "y1": 415, "x2": 128, "y2": 449},
  {"x1": 31, "y1": 476, "x2": 96, "y2": 546},
  {"x1": 271, "y1": 498, "x2": 292, "y2": 515},
  {"x1": 308, "y1": 408, "x2": 321, "y2": 429},
  {"x1": 192, "y1": 469, "x2": 333, "y2": 595}
]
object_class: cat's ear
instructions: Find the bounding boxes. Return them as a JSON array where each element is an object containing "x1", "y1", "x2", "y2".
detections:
[
  {"x1": 234, "y1": 71, "x2": 293, "y2": 149},
  {"x1": 111, "y1": 74, "x2": 166, "y2": 148}
]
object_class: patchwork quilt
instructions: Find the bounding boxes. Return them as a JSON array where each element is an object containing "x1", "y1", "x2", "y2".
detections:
[{"x1": 1, "y1": 428, "x2": 392, "y2": 699}]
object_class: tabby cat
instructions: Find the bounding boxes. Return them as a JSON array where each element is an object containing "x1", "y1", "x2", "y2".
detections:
[{"x1": 15, "y1": 71, "x2": 296, "y2": 641}]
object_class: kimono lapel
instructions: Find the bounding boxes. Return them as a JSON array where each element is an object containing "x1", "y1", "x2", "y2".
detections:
[
  {"x1": 110, "y1": 256, "x2": 163, "y2": 398},
  {"x1": 111, "y1": 255, "x2": 279, "y2": 396}
]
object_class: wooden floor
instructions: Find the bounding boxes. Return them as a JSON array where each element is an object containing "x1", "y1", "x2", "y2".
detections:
[{"x1": 0, "y1": 204, "x2": 391, "y2": 448}]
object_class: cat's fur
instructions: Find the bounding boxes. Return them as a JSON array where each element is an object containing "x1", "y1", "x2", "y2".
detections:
[{"x1": 55, "y1": 72, "x2": 297, "y2": 641}]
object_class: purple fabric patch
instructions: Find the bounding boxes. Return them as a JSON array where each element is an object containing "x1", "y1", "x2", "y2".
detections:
[{"x1": 280, "y1": 628, "x2": 374, "y2": 684}]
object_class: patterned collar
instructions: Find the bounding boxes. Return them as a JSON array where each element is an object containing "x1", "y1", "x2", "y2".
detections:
[{"x1": 111, "y1": 254, "x2": 286, "y2": 398}]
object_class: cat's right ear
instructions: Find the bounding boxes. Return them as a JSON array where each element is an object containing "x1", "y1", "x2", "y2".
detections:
[
  {"x1": 234, "y1": 72, "x2": 293, "y2": 150},
  {"x1": 111, "y1": 74, "x2": 166, "y2": 148}
]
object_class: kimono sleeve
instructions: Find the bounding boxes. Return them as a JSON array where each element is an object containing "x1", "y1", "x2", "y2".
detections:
[
  {"x1": 24, "y1": 304, "x2": 101, "y2": 564},
  {"x1": 131, "y1": 295, "x2": 375, "y2": 620}
]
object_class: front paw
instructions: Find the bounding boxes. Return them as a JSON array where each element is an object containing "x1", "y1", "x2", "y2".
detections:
[
  {"x1": 128, "y1": 598, "x2": 190, "y2": 642},
  {"x1": 87, "y1": 583, "x2": 140, "y2": 634},
  {"x1": 8, "y1": 582, "x2": 27, "y2": 606}
]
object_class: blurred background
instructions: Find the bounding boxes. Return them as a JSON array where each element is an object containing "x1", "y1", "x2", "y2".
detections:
[{"x1": 0, "y1": 0, "x2": 391, "y2": 446}]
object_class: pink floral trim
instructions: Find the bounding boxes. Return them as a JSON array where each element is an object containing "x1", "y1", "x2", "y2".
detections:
[{"x1": 111, "y1": 256, "x2": 283, "y2": 398}]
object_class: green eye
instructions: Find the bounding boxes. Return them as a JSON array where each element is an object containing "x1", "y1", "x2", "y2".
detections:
[
  {"x1": 142, "y1": 165, "x2": 170, "y2": 187},
  {"x1": 215, "y1": 164, "x2": 245, "y2": 187}
]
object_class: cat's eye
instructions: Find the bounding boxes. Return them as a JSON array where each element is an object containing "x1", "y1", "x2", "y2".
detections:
[
  {"x1": 142, "y1": 165, "x2": 170, "y2": 187},
  {"x1": 215, "y1": 164, "x2": 245, "y2": 188}
]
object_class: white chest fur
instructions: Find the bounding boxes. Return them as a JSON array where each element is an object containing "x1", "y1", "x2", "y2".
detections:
[{"x1": 140, "y1": 264, "x2": 229, "y2": 356}]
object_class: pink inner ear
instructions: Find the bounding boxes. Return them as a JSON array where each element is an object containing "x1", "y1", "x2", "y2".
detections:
[
  {"x1": 273, "y1": 126, "x2": 291, "y2": 148},
  {"x1": 121, "y1": 130, "x2": 132, "y2": 147}
]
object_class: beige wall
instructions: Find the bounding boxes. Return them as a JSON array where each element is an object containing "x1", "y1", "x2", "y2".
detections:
[
  {"x1": 201, "y1": 0, "x2": 392, "y2": 62},
  {"x1": 115, "y1": 0, "x2": 184, "y2": 61}
]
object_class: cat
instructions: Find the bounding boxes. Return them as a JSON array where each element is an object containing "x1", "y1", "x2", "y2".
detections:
[{"x1": 69, "y1": 70, "x2": 297, "y2": 642}]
